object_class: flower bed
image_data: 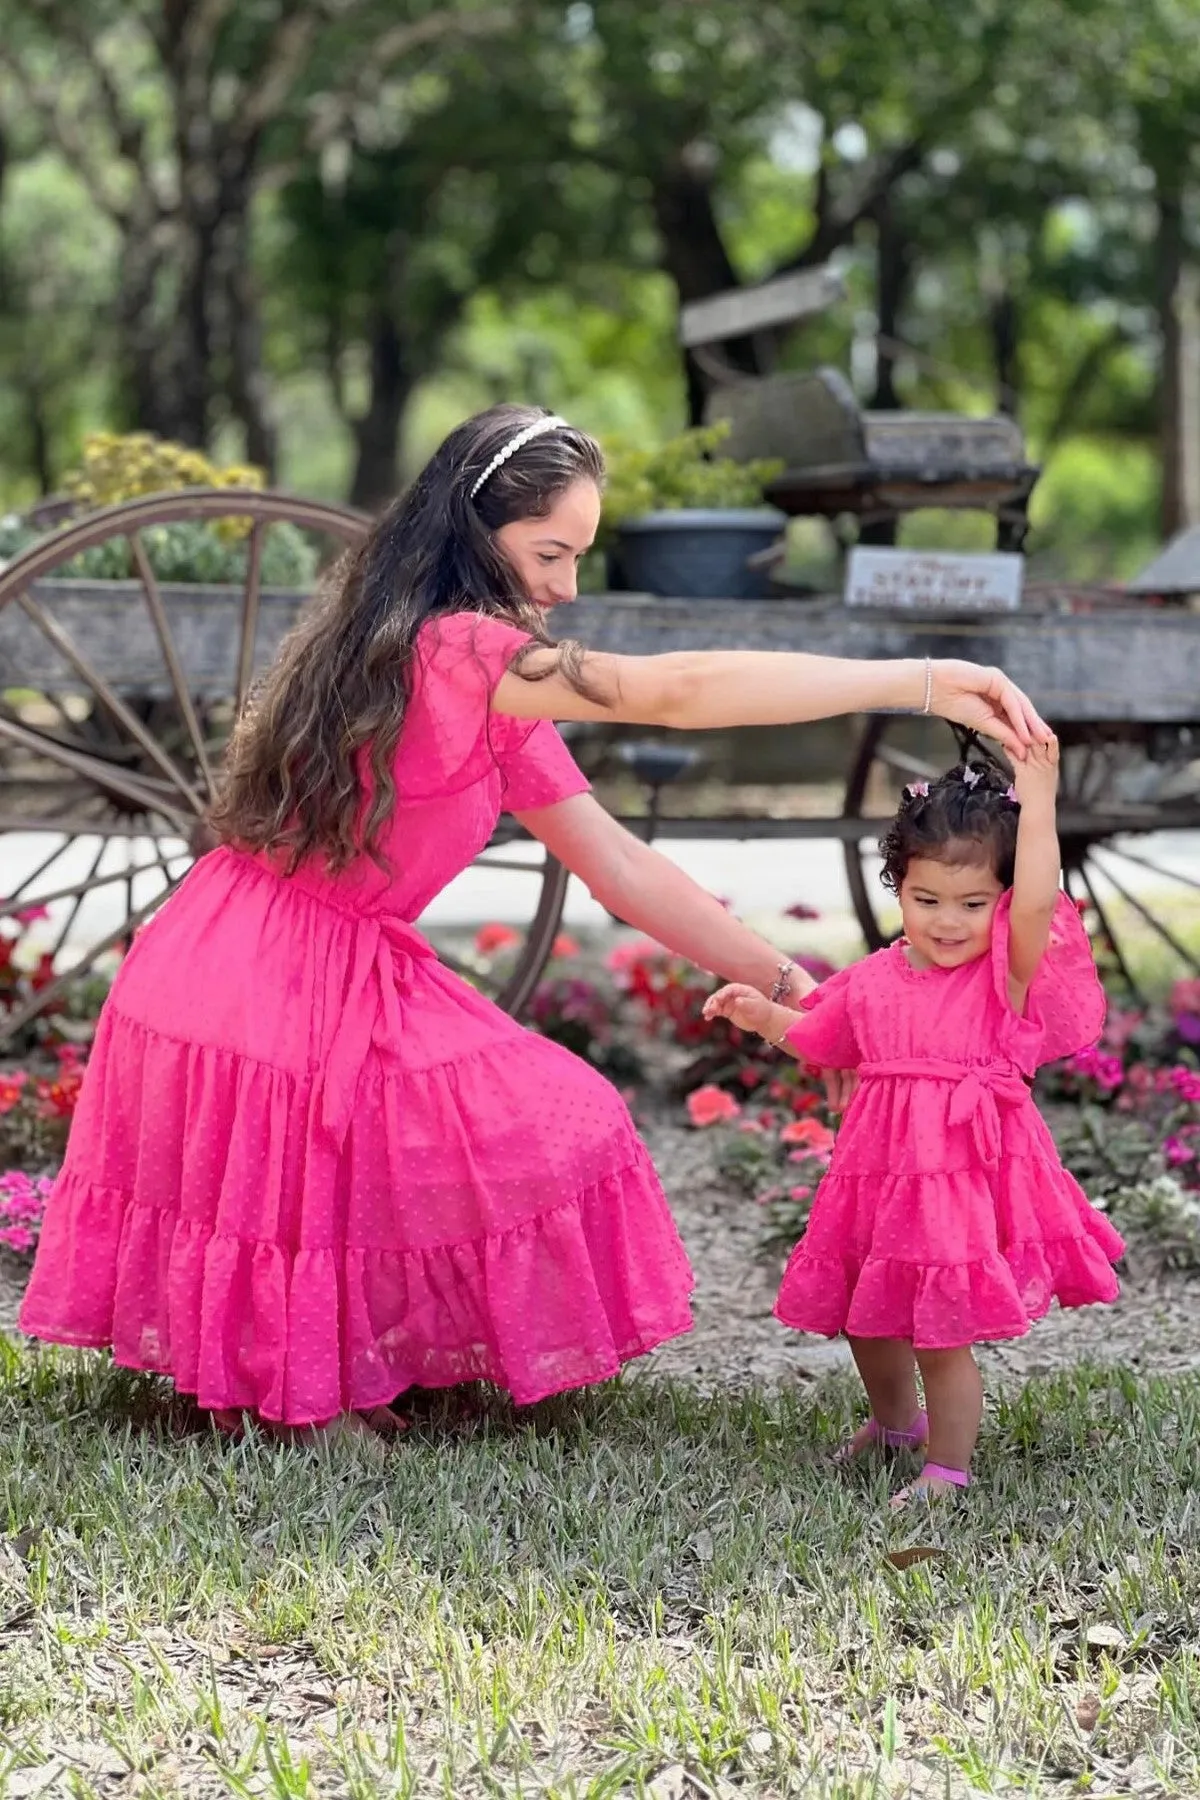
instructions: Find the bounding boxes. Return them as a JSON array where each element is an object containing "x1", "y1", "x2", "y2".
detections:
[{"x1": 4, "y1": 896, "x2": 1199, "y2": 1269}]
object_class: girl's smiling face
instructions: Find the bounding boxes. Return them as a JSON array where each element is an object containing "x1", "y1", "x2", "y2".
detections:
[{"x1": 898, "y1": 847, "x2": 1005, "y2": 969}]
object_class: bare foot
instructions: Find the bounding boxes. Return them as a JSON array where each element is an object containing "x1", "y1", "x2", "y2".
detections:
[{"x1": 211, "y1": 1407, "x2": 409, "y2": 1446}]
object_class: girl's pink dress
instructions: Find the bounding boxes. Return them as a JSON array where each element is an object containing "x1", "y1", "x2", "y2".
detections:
[
  {"x1": 19, "y1": 612, "x2": 693, "y2": 1421},
  {"x1": 776, "y1": 892, "x2": 1124, "y2": 1346}
]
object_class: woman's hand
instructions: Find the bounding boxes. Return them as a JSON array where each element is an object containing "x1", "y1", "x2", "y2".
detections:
[{"x1": 930, "y1": 661, "x2": 1051, "y2": 758}]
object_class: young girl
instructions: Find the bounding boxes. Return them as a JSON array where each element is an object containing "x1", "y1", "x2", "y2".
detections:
[
  {"x1": 18, "y1": 402, "x2": 1049, "y2": 1441},
  {"x1": 705, "y1": 738, "x2": 1123, "y2": 1506}
]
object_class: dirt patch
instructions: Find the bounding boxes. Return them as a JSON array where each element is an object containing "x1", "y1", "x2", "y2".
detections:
[{"x1": 636, "y1": 1112, "x2": 1200, "y2": 1392}]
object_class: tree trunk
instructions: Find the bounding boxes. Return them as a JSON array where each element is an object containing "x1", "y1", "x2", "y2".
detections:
[
  {"x1": 349, "y1": 307, "x2": 412, "y2": 510},
  {"x1": 1156, "y1": 185, "x2": 1200, "y2": 540},
  {"x1": 860, "y1": 196, "x2": 913, "y2": 547},
  {"x1": 213, "y1": 202, "x2": 278, "y2": 475},
  {"x1": 21, "y1": 381, "x2": 54, "y2": 495},
  {"x1": 650, "y1": 156, "x2": 766, "y2": 425}
]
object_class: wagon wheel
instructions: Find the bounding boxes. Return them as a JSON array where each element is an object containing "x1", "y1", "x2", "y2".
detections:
[
  {"x1": 0, "y1": 489, "x2": 567, "y2": 1049},
  {"x1": 842, "y1": 714, "x2": 1200, "y2": 1004}
]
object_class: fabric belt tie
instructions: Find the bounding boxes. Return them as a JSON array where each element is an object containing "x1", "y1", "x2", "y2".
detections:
[
  {"x1": 859, "y1": 1057, "x2": 1027, "y2": 1168},
  {"x1": 320, "y1": 914, "x2": 437, "y2": 1147}
]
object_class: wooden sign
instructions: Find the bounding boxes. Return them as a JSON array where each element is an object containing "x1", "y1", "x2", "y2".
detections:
[
  {"x1": 845, "y1": 548, "x2": 1023, "y2": 613},
  {"x1": 679, "y1": 265, "x2": 844, "y2": 348}
]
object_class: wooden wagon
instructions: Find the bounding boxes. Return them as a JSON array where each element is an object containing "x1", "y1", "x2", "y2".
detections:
[{"x1": 2, "y1": 428, "x2": 1198, "y2": 1050}]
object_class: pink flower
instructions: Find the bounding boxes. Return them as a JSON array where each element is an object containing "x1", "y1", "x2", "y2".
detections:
[
  {"x1": 738, "y1": 1119, "x2": 766, "y2": 1134},
  {"x1": 1165, "y1": 1135, "x2": 1196, "y2": 1166},
  {"x1": 779, "y1": 1118, "x2": 836, "y2": 1155},
  {"x1": 551, "y1": 933, "x2": 580, "y2": 959},
  {"x1": 787, "y1": 1185, "x2": 813, "y2": 1201},
  {"x1": 686, "y1": 1085, "x2": 741, "y2": 1128},
  {"x1": 605, "y1": 937, "x2": 663, "y2": 975},
  {"x1": 1068, "y1": 1047, "x2": 1124, "y2": 1092},
  {"x1": 13, "y1": 905, "x2": 49, "y2": 925},
  {"x1": 738, "y1": 1066, "x2": 763, "y2": 1089},
  {"x1": 474, "y1": 922, "x2": 520, "y2": 956},
  {"x1": 1170, "y1": 1066, "x2": 1200, "y2": 1104},
  {"x1": 0, "y1": 1171, "x2": 52, "y2": 1254}
]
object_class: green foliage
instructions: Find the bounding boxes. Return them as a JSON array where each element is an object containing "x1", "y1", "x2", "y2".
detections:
[
  {"x1": 57, "y1": 520, "x2": 318, "y2": 588},
  {"x1": 601, "y1": 421, "x2": 784, "y2": 529}
]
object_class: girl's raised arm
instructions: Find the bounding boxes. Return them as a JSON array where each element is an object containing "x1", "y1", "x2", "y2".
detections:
[{"x1": 1007, "y1": 737, "x2": 1063, "y2": 999}]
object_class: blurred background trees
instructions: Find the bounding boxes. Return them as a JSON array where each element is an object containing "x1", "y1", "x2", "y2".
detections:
[{"x1": 0, "y1": 0, "x2": 1197, "y2": 575}]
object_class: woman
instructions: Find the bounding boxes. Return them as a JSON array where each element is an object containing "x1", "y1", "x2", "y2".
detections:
[{"x1": 19, "y1": 404, "x2": 1050, "y2": 1439}]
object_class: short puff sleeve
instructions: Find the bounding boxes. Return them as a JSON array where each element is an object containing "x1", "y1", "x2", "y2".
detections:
[
  {"x1": 782, "y1": 963, "x2": 861, "y2": 1069},
  {"x1": 991, "y1": 888, "x2": 1106, "y2": 1069},
  {"x1": 414, "y1": 612, "x2": 589, "y2": 811}
]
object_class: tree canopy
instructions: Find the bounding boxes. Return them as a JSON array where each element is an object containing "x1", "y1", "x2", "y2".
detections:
[{"x1": 0, "y1": 0, "x2": 1197, "y2": 573}]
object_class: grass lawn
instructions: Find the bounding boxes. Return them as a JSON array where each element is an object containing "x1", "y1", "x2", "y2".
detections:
[{"x1": 0, "y1": 1349, "x2": 1196, "y2": 1797}]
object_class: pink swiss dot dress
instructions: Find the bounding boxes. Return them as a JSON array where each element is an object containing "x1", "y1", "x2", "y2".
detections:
[
  {"x1": 775, "y1": 892, "x2": 1124, "y2": 1347},
  {"x1": 19, "y1": 613, "x2": 693, "y2": 1421}
]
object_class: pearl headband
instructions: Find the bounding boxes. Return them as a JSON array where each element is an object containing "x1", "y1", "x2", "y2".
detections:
[{"x1": 469, "y1": 415, "x2": 569, "y2": 501}]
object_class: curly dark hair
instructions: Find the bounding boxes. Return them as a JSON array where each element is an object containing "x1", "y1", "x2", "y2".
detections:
[
  {"x1": 878, "y1": 750, "x2": 1020, "y2": 895},
  {"x1": 208, "y1": 404, "x2": 604, "y2": 874}
]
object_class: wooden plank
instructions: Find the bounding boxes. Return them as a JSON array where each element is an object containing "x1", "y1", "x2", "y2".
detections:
[
  {"x1": 3, "y1": 583, "x2": 1199, "y2": 723},
  {"x1": 679, "y1": 266, "x2": 843, "y2": 348},
  {"x1": 563, "y1": 596, "x2": 1200, "y2": 723}
]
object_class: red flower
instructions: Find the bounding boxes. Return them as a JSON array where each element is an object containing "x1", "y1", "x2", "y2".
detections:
[
  {"x1": 551, "y1": 933, "x2": 580, "y2": 959},
  {"x1": 779, "y1": 1118, "x2": 836, "y2": 1155},
  {"x1": 686, "y1": 1085, "x2": 741, "y2": 1127},
  {"x1": 0, "y1": 1071, "x2": 28, "y2": 1115},
  {"x1": 738, "y1": 1065, "x2": 763, "y2": 1089},
  {"x1": 474, "y1": 922, "x2": 520, "y2": 956},
  {"x1": 30, "y1": 953, "x2": 56, "y2": 992}
]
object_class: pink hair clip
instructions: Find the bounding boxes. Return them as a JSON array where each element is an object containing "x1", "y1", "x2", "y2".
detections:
[
  {"x1": 1004, "y1": 784, "x2": 1018, "y2": 803},
  {"x1": 961, "y1": 767, "x2": 982, "y2": 788},
  {"x1": 905, "y1": 780, "x2": 929, "y2": 798}
]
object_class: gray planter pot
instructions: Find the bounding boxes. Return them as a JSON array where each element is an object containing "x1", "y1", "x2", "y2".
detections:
[{"x1": 612, "y1": 508, "x2": 787, "y2": 599}]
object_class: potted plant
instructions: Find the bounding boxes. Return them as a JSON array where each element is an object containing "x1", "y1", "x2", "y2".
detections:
[{"x1": 601, "y1": 421, "x2": 785, "y2": 599}]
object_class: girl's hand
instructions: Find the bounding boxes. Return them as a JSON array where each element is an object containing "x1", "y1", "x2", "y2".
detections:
[
  {"x1": 1012, "y1": 732, "x2": 1059, "y2": 801},
  {"x1": 704, "y1": 982, "x2": 777, "y2": 1037},
  {"x1": 930, "y1": 661, "x2": 1052, "y2": 758},
  {"x1": 824, "y1": 1068, "x2": 859, "y2": 1113}
]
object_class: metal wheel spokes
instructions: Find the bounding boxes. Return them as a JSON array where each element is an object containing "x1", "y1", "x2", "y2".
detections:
[
  {"x1": 1, "y1": 489, "x2": 368, "y2": 1048},
  {"x1": 417, "y1": 835, "x2": 570, "y2": 1015},
  {"x1": 1056, "y1": 728, "x2": 1200, "y2": 1005}
]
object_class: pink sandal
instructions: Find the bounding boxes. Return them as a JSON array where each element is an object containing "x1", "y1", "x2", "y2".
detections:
[
  {"x1": 889, "y1": 1461, "x2": 971, "y2": 1510},
  {"x1": 832, "y1": 1409, "x2": 928, "y2": 1465}
]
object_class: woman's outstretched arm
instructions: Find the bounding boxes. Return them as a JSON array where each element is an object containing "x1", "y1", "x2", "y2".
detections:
[
  {"x1": 516, "y1": 792, "x2": 813, "y2": 1002},
  {"x1": 495, "y1": 649, "x2": 1049, "y2": 760}
]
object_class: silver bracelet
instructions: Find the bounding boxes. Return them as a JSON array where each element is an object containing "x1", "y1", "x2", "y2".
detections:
[
  {"x1": 921, "y1": 656, "x2": 933, "y2": 716},
  {"x1": 769, "y1": 959, "x2": 796, "y2": 1004}
]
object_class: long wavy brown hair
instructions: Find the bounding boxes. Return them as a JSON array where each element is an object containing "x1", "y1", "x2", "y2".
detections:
[{"x1": 208, "y1": 405, "x2": 605, "y2": 873}]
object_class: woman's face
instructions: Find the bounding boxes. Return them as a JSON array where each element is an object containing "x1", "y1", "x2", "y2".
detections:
[{"x1": 494, "y1": 478, "x2": 601, "y2": 609}]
